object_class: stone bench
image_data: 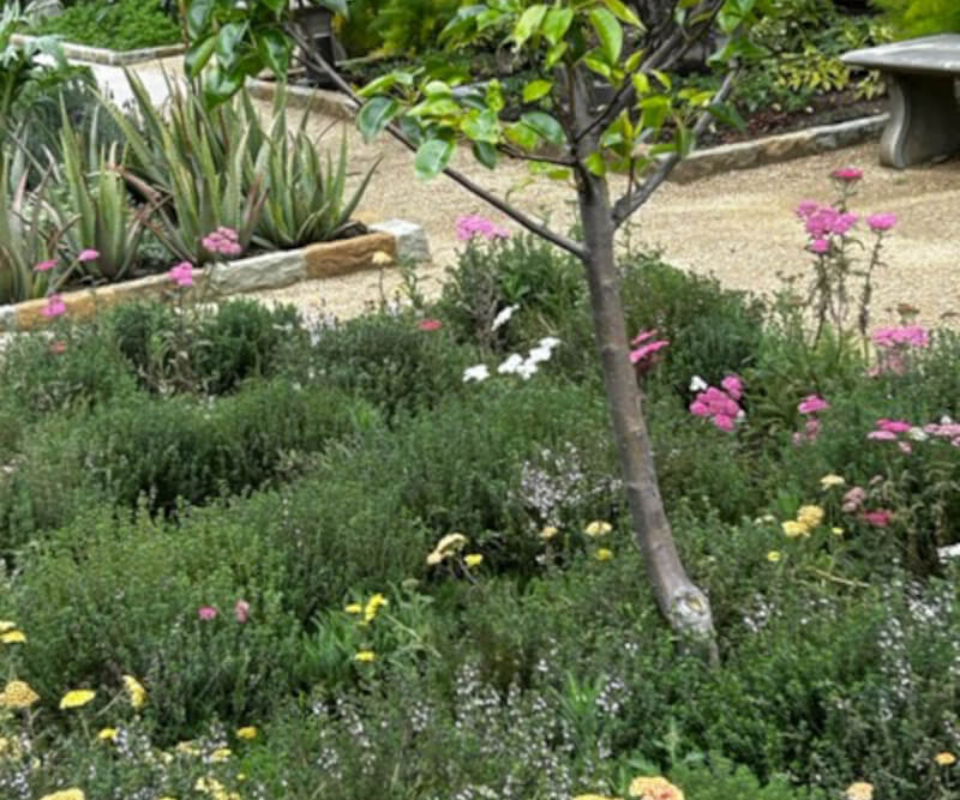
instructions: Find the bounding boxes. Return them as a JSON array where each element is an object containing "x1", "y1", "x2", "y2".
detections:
[{"x1": 842, "y1": 34, "x2": 960, "y2": 168}]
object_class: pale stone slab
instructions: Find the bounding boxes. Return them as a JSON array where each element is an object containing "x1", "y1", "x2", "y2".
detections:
[
  {"x1": 207, "y1": 250, "x2": 306, "y2": 296},
  {"x1": 370, "y1": 220, "x2": 432, "y2": 263}
]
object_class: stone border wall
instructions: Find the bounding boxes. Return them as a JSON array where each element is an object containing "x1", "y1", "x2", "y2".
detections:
[
  {"x1": 11, "y1": 34, "x2": 184, "y2": 66},
  {"x1": 0, "y1": 220, "x2": 429, "y2": 332}
]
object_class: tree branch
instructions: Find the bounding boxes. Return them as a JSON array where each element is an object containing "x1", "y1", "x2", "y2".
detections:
[
  {"x1": 611, "y1": 70, "x2": 736, "y2": 228},
  {"x1": 285, "y1": 28, "x2": 587, "y2": 259},
  {"x1": 497, "y1": 144, "x2": 577, "y2": 168}
]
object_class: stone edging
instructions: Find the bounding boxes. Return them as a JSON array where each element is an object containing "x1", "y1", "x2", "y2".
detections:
[
  {"x1": 670, "y1": 114, "x2": 890, "y2": 183},
  {"x1": 246, "y1": 76, "x2": 890, "y2": 183},
  {"x1": 0, "y1": 220, "x2": 430, "y2": 333},
  {"x1": 12, "y1": 33, "x2": 185, "y2": 66}
]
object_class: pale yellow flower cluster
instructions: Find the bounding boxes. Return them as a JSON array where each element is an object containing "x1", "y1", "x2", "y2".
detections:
[
  {"x1": 426, "y1": 533, "x2": 468, "y2": 565},
  {"x1": 844, "y1": 782, "x2": 873, "y2": 800},
  {"x1": 782, "y1": 505, "x2": 825, "y2": 538}
]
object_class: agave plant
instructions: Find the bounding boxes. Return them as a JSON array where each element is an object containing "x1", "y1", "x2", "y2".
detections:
[
  {"x1": 0, "y1": 150, "x2": 64, "y2": 304},
  {"x1": 254, "y1": 100, "x2": 379, "y2": 249}
]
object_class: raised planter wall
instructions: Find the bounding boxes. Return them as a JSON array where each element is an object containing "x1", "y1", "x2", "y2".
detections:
[
  {"x1": 0, "y1": 220, "x2": 430, "y2": 333},
  {"x1": 11, "y1": 33, "x2": 184, "y2": 66}
]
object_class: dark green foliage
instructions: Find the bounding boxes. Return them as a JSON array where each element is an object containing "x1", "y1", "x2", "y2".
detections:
[
  {"x1": 31, "y1": 0, "x2": 181, "y2": 51},
  {"x1": 873, "y1": 0, "x2": 960, "y2": 37}
]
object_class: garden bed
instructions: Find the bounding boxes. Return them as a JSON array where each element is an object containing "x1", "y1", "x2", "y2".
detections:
[
  {"x1": 11, "y1": 33, "x2": 183, "y2": 66},
  {"x1": 0, "y1": 220, "x2": 429, "y2": 332}
]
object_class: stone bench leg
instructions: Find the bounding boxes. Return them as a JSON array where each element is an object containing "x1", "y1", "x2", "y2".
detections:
[{"x1": 881, "y1": 73, "x2": 960, "y2": 168}]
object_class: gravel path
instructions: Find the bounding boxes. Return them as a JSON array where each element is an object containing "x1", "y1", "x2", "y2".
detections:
[{"x1": 103, "y1": 59, "x2": 960, "y2": 328}]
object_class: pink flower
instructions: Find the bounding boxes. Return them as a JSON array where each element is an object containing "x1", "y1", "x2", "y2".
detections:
[
  {"x1": 721, "y1": 375, "x2": 743, "y2": 401},
  {"x1": 712, "y1": 414, "x2": 735, "y2": 432},
  {"x1": 805, "y1": 418, "x2": 822, "y2": 439},
  {"x1": 34, "y1": 259, "x2": 57, "y2": 272},
  {"x1": 877, "y1": 419, "x2": 912, "y2": 434},
  {"x1": 41, "y1": 294, "x2": 66, "y2": 318},
  {"x1": 49, "y1": 341, "x2": 66, "y2": 355},
  {"x1": 798, "y1": 394, "x2": 829, "y2": 414},
  {"x1": 863, "y1": 510, "x2": 892, "y2": 528},
  {"x1": 77, "y1": 249, "x2": 100, "y2": 262},
  {"x1": 842, "y1": 487, "x2": 866, "y2": 513},
  {"x1": 831, "y1": 212, "x2": 859, "y2": 235},
  {"x1": 202, "y1": 227, "x2": 243, "y2": 257},
  {"x1": 629, "y1": 339, "x2": 669, "y2": 365},
  {"x1": 831, "y1": 167, "x2": 863, "y2": 182},
  {"x1": 796, "y1": 200, "x2": 820, "y2": 219},
  {"x1": 168, "y1": 262, "x2": 195, "y2": 288},
  {"x1": 867, "y1": 430, "x2": 897, "y2": 441},
  {"x1": 809, "y1": 238, "x2": 830, "y2": 254},
  {"x1": 873, "y1": 326, "x2": 929, "y2": 349},
  {"x1": 898, "y1": 441, "x2": 913, "y2": 454},
  {"x1": 805, "y1": 207, "x2": 839, "y2": 238},
  {"x1": 455, "y1": 215, "x2": 510, "y2": 242},
  {"x1": 234, "y1": 599, "x2": 250, "y2": 624},
  {"x1": 689, "y1": 401, "x2": 710, "y2": 417},
  {"x1": 867, "y1": 213, "x2": 897, "y2": 232},
  {"x1": 630, "y1": 329, "x2": 658, "y2": 347},
  {"x1": 198, "y1": 606, "x2": 218, "y2": 621},
  {"x1": 418, "y1": 319, "x2": 442, "y2": 331}
]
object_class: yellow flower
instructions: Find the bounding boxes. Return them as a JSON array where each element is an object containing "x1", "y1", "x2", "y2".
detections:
[
  {"x1": 574, "y1": 795, "x2": 622, "y2": 800},
  {"x1": 38, "y1": 790, "x2": 85, "y2": 800},
  {"x1": 584, "y1": 521, "x2": 613, "y2": 537},
  {"x1": 97, "y1": 728, "x2": 118, "y2": 743},
  {"x1": 156, "y1": 797, "x2": 178, "y2": 800},
  {"x1": 344, "y1": 603, "x2": 362, "y2": 614},
  {"x1": 767, "y1": 550, "x2": 782, "y2": 563},
  {"x1": 355, "y1": 650, "x2": 376, "y2": 662},
  {"x1": 844, "y1": 782, "x2": 874, "y2": 800},
  {"x1": 0, "y1": 735, "x2": 22, "y2": 761},
  {"x1": 59, "y1": 690, "x2": 96, "y2": 710},
  {"x1": 782, "y1": 520, "x2": 810, "y2": 539},
  {"x1": 426, "y1": 533, "x2": 468, "y2": 565},
  {"x1": 540, "y1": 526, "x2": 559, "y2": 540},
  {"x1": 0, "y1": 680, "x2": 40, "y2": 709},
  {"x1": 832, "y1": 527, "x2": 844, "y2": 536},
  {"x1": 122, "y1": 675, "x2": 147, "y2": 710},
  {"x1": 175, "y1": 741, "x2": 200, "y2": 756},
  {"x1": 935, "y1": 751, "x2": 957, "y2": 766},
  {"x1": 236, "y1": 726, "x2": 257, "y2": 740},
  {"x1": 371, "y1": 251, "x2": 393, "y2": 267},
  {"x1": 820, "y1": 474, "x2": 846, "y2": 488},
  {"x1": 0, "y1": 621, "x2": 16, "y2": 633},
  {"x1": 1, "y1": 630, "x2": 26, "y2": 644},
  {"x1": 628, "y1": 776, "x2": 684, "y2": 800},
  {"x1": 363, "y1": 593, "x2": 388, "y2": 623},
  {"x1": 594, "y1": 548, "x2": 613, "y2": 562},
  {"x1": 464, "y1": 553, "x2": 484, "y2": 567},
  {"x1": 796, "y1": 505, "x2": 825, "y2": 529},
  {"x1": 210, "y1": 747, "x2": 232, "y2": 762}
]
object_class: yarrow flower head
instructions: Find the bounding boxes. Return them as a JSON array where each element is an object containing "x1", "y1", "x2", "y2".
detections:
[
  {"x1": 867, "y1": 213, "x2": 897, "y2": 232},
  {"x1": 202, "y1": 227, "x2": 242, "y2": 257},
  {"x1": 354, "y1": 650, "x2": 376, "y2": 662},
  {"x1": 455, "y1": 215, "x2": 510, "y2": 241},
  {"x1": 59, "y1": 690, "x2": 96, "y2": 710},
  {"x1": 935, "y1": 751, "x2": 957, "y2": 766},
  {"x1": 122, "y1": 675, "x2": 147, "y2": 710},
  {"x1": 844, "y1": 782, "x2": 873, "y2": 800},
  {"x1": 820, "y1": 474, "x2": 845, "y2": 488},
  {"x1": 873, "y1": 325, "x2": 929, "y2": 349},
  {"x1": 77, "y1": 249, "x2": 100, "y2": 262},
  {"x1": 628, "y1": 776, "x2": 685, "y2": 800},
  {"x1": 798, "y1": 394, "x2": 829, "y2": 415},
  {"x1": 236, "y1": 726, "x2": 257, "y2": 740},
  {"x1": 234, "y1": 599, "x2": 250, "y2": 624},
  {"x1": 463, "y1": 364, "x2": 490, "y2": 383},
  {"x1": 198, "y1": 606, "x2": 218, "y2": 621},
  {"x1": 629, "y1": 330, "x2": 669, "y2": 374},
  {"x1": 689, "y1": 377, "x2": 745, "y2": 433},
  {"x1": 34, "y1": 259, "x2": 57, "y2": 272},
  {"x1": 41, "y1": 294, "x2": 66, "y2": 318},
  {"x1": 0, "y1": 630, "x2": 26, "y2": 644},
  {"x1": 417, "y1": 318, "x2": 442, "y2": 332},
  {"x1": 363, "y1": 592, "x2": 388, "y2": 624},
  {"x1": 169, "y1": 262, "x2": 196, "y2": 287},
  {"x1": 0, "y1": 680, "x2": 40, "y2": 709},
  {"x1": 38, "y1": 790, "x2": 85, "y2": 800},
  {"x1": 464, "y1": 553, "x2": 484, "y2": 567},
  {"x1": 831, "y1": 167, "x2": 864, "y2": 183},
  {"x1": 427, "y1": 533, "x2": 468, "y2": 565},
  {"x1": 584, "y1": 520, "x2": 612, "y2": 537}
]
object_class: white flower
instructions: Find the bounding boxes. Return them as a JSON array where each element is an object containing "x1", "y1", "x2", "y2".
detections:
[
  {"x1": 491, "y1": 304, "x2": 519, "y2": 331},
  {"x1": 938, "y1": 543, "x2": 960, "y2": 562},
  {"x1": 538, "y1": 336, "x2": 561, "y2": 350},
  {"x1": 908, "y1": 427, "x2": 929, "y2": 441},
  {"x1": 463, "y1": 364, "x2": 490, "y2": 383},
  {"x1": 527, "y1": 345, "x2": 553, "y2": 364},
  {"x1": 517, "y1": 361, "x2": 539, "y2": 380},
  {"x1": 498, "y1": 354, "x2": 524, "y2": 374},
  {"x1": 689, "y1": 375, "x2": 708, "y2": 392},
  {"x1": 942, "y1": 415, "x2": 954, "y2": 425}
]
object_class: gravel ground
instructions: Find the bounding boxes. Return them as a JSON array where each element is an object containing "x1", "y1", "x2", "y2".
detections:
[{"x1": 105, "y1": 59, "x2": 960, "y2": 328}]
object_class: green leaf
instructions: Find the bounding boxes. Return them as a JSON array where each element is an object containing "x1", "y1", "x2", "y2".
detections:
[
  {"x1": 414, "y1": 138, "x2": 455, "y2": 181},
  {"x1": 631, "y1": 72, "x2": 650, "y2": 95},
  {"x1": 542, "y1": 7, "x2": 573, "y2": 46},
  {"x1": 358, "y1": 73, "x2": 399, "y2": 98},
  {"x1": 582, "y1": 53, "x2": 612, "y2": 79},
  {"x1": 486, "y1": 79, "x2": 505, "y2": 113},
  {"x1": 424, "y1": 80, "x2": 453, "y2": 98},
  {"x1": 462, "y1": 108, "x2": 499, "y2": 144},
  {"x1": 472, "y1": 141, "x2": 498, "y2": 170},
  {"x1": 513, "y1": 4, "x2": 548, "y2": 48},
  {"x1": 624, "y1": 49, "x2": 644, "y2": 73},
  {"x1": 707, "y1": 101, "x2": 747, "y2": 132},
  {"x1": 545, "y1": 41, "x2": 568, "y2": 69},
  {"x1": 504, "y1": 122, "x2": 539, "y2": 151},
  {"x1": 584, "y1": 152, "x2": 607, "y2": 176},
  {"x1": 257, "y1": 29, "x2": 290, "y2": 77},
  {"x1": 522, "y1": 79, "x2": 553, "y2": 103},
  {"x1": 216, "y1": 22, "x2": 248, "y2": 72},
  {"x1": 357, "y1": 96, "x2": 399, "y2": 142},
  {"x1": 186, "y1": 0, "x2": 215, "y2": 40},
  {"x1": 520, "y1": 111, "x2": 565, "y2": 146},
  {"x1": 184, "y1": 36, "x2": 216, "y2": 80},
  {"x1": 602, "y1": 0, "x2": 643, "y2": 27},
  {"x1": 589, "y1": 8, "x2": 622, "y2": 64}
]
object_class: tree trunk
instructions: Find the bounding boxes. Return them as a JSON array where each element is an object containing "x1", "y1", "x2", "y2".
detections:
[{"x1": 575, "y1": 166, "x2": 718, "y2": 661}]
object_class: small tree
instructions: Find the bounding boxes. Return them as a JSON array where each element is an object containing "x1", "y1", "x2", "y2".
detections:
[{"x1": 185, "y1": 0, "x2": 766, "y2": 657}]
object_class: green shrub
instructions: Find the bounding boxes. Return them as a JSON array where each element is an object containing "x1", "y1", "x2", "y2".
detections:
[
  {"x1": 873, "y1": 0, "x2": 960, "y2": 37},
  {"x1": 31, "y1": 0, "x2": 181, "y2": 50}
]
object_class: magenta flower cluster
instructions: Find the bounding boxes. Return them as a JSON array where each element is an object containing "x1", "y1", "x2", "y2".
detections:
[
  {"x1": 168, "y1": 262, "x2": 196, "y2": 288},
  {"x1": 455, "y1": 215, "x2": 510, "y2": 242},
  {"x1": 629, "y1": 329, "x2": 669, "y2": 373},
  {"x1": 870, "y1": 325, "x2": 929, "y2": 376},
  {"x1": 792, "y1": 394, "x2": 829, "y2": 446},
  {"x1": 689, "y1": 375, "x2": 744, "y2": 433},
  {"x1": 841, "y1": 486, "x2": 892, "y2": 528},
  {"x1": 198, "y1": 600, "x2": 250, "y2": 623},
  {"x1": 867, "y1": 418, "x2": 915, "y2": 454},
  {"x1": 202, "y1": 227, "x2": 242, "y2": 257}
]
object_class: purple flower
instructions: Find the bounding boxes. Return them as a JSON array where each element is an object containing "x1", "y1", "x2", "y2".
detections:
[
  {"x1": 831, "y1": 167, "x2": 863, "y2": 182},
  {"x1": 796, "y1": 200, "x2": 820, "y2": 219},
  {"x1": 168, "y1": 262, "x2": 195, "y2": 288},
  {"x1": 876, "y1": 419, "x2": 912, "y2": 434},
  {"x1": 455, "y1": 215, "x2": 510, "y2": 242},
  {"x1": 41, "y1": 294, "x2": 66, "y2": 318},
  {"x1": 34, "y1": 259, "x2": 57, "y2": 272},
  {"x1": 867, "y1": 213, "x2": 897, "y2": 232},
  {"x1": 809, "y1": 238, "x2": 830, "y2": 254},
  {"x1": 77, "y1": 249, "x2": 100, "y2": 263},
  {"x1": 798, "y1": 394, "x2": 829, "y2": 415},
  {"x1": 198, "y1": 606, "x2": 218, "y2": 621},
  {"x1": 721, "y1": 375, "x2": 743, "y2": 401}
]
